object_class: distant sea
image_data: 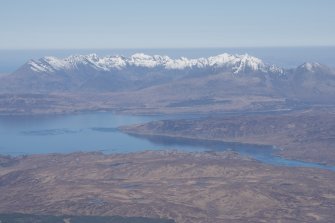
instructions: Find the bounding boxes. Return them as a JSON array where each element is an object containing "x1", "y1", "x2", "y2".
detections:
[{"x1": 0, "y1": 47, "x2": 334, "y2": 73}]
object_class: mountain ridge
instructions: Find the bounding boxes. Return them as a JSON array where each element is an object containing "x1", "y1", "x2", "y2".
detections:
[
  {"x1": 24, "y1": 53, "x2": 284, "y2": 74},
  {"x1": 0, "y1": 52, "x2": 335, "y2": 111}
]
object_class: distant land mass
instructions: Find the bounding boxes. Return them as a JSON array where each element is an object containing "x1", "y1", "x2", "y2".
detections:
[
  {"x1": 1, "y1": 47, "x2": 335, "y2": 73},
  {"x1": 0, "y1": 53, "x2": 285, "y2": 93},
  {"x1": 0, "y1": 52, "x2": 334, "y2": 115}
]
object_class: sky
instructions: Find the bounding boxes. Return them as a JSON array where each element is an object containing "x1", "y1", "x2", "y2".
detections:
[{"x1": 0, "y1": 0, "x2": 334, "y2": 49}]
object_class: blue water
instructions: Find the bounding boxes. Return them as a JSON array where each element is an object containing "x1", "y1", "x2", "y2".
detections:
[
  {"x1": 0, "y1": 113, "x2": 205, "y2": 155},
  {"x1": 0, "y1": 112, "x2": 334, "y2": 171}
]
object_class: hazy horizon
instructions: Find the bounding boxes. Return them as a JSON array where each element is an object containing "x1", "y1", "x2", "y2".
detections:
[
  {"x1": 2, "y1": 0, "x2": 334, "y2": 72},
  {"x1": 1, "y1": 0, "x2": 335, "y2": 49}
]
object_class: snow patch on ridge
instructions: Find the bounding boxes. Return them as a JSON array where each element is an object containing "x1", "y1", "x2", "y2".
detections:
[
  {"x1": 27, "y1": 53, "x2": 284, "y2": 74},
  {"x1": 298, "y1": 62, "x2": 322, "y2": 73}
]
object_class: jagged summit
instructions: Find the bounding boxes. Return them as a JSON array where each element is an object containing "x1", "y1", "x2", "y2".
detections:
[
  {"x1": 4, "y1": 52, "x2": 333, "y2": 96},
  {"x1": 26, "y1": 53, "x2": 283, "y2": 74},
  {"x1": 297, "y1": 62, "x2": 325, "y2": 72}
]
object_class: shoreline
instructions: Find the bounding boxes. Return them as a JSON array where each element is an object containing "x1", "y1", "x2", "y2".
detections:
[{"x1": 120, "y1": 130, "x2": 335, "y2": 171}]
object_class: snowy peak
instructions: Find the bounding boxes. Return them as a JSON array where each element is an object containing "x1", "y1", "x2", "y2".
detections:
[
  {"x1": 5, "y1": 52, "x2": 335, "y2": 97},
  {"x1": 297, "y1": 62, "x2": 327, "y2": 73},
  {"x1": 25, "y1": 53, "x2": 284, "y2": 75},
  {"x1": 298, "y1": 62, "x2": 321, "y2": 72},
  {"x1": 208, "y1": 53, "x2": 267, "y2": 73}
]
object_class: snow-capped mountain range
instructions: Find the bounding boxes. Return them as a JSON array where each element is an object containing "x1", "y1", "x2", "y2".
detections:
[
  {"x1": 1, "y1": 52, "x2": 334, "y2": 98},
  {"x1": 26, "y1": 53, "x2": 283, "y2": 74}
]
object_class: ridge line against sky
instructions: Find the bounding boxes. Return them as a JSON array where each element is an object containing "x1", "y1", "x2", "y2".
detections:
[{"x1": 0, "y1": 0, "x2": 334, "y2": 49}]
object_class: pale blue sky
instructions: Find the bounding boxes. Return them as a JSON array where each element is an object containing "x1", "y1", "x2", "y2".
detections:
[{"x1": 0, "y1": 0, "x2": 334, "y2": 49}]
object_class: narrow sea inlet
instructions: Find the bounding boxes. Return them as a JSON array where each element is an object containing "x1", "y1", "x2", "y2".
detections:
[{"x1": 0, "y1": 112, "x2": 334, "y2": 171}]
